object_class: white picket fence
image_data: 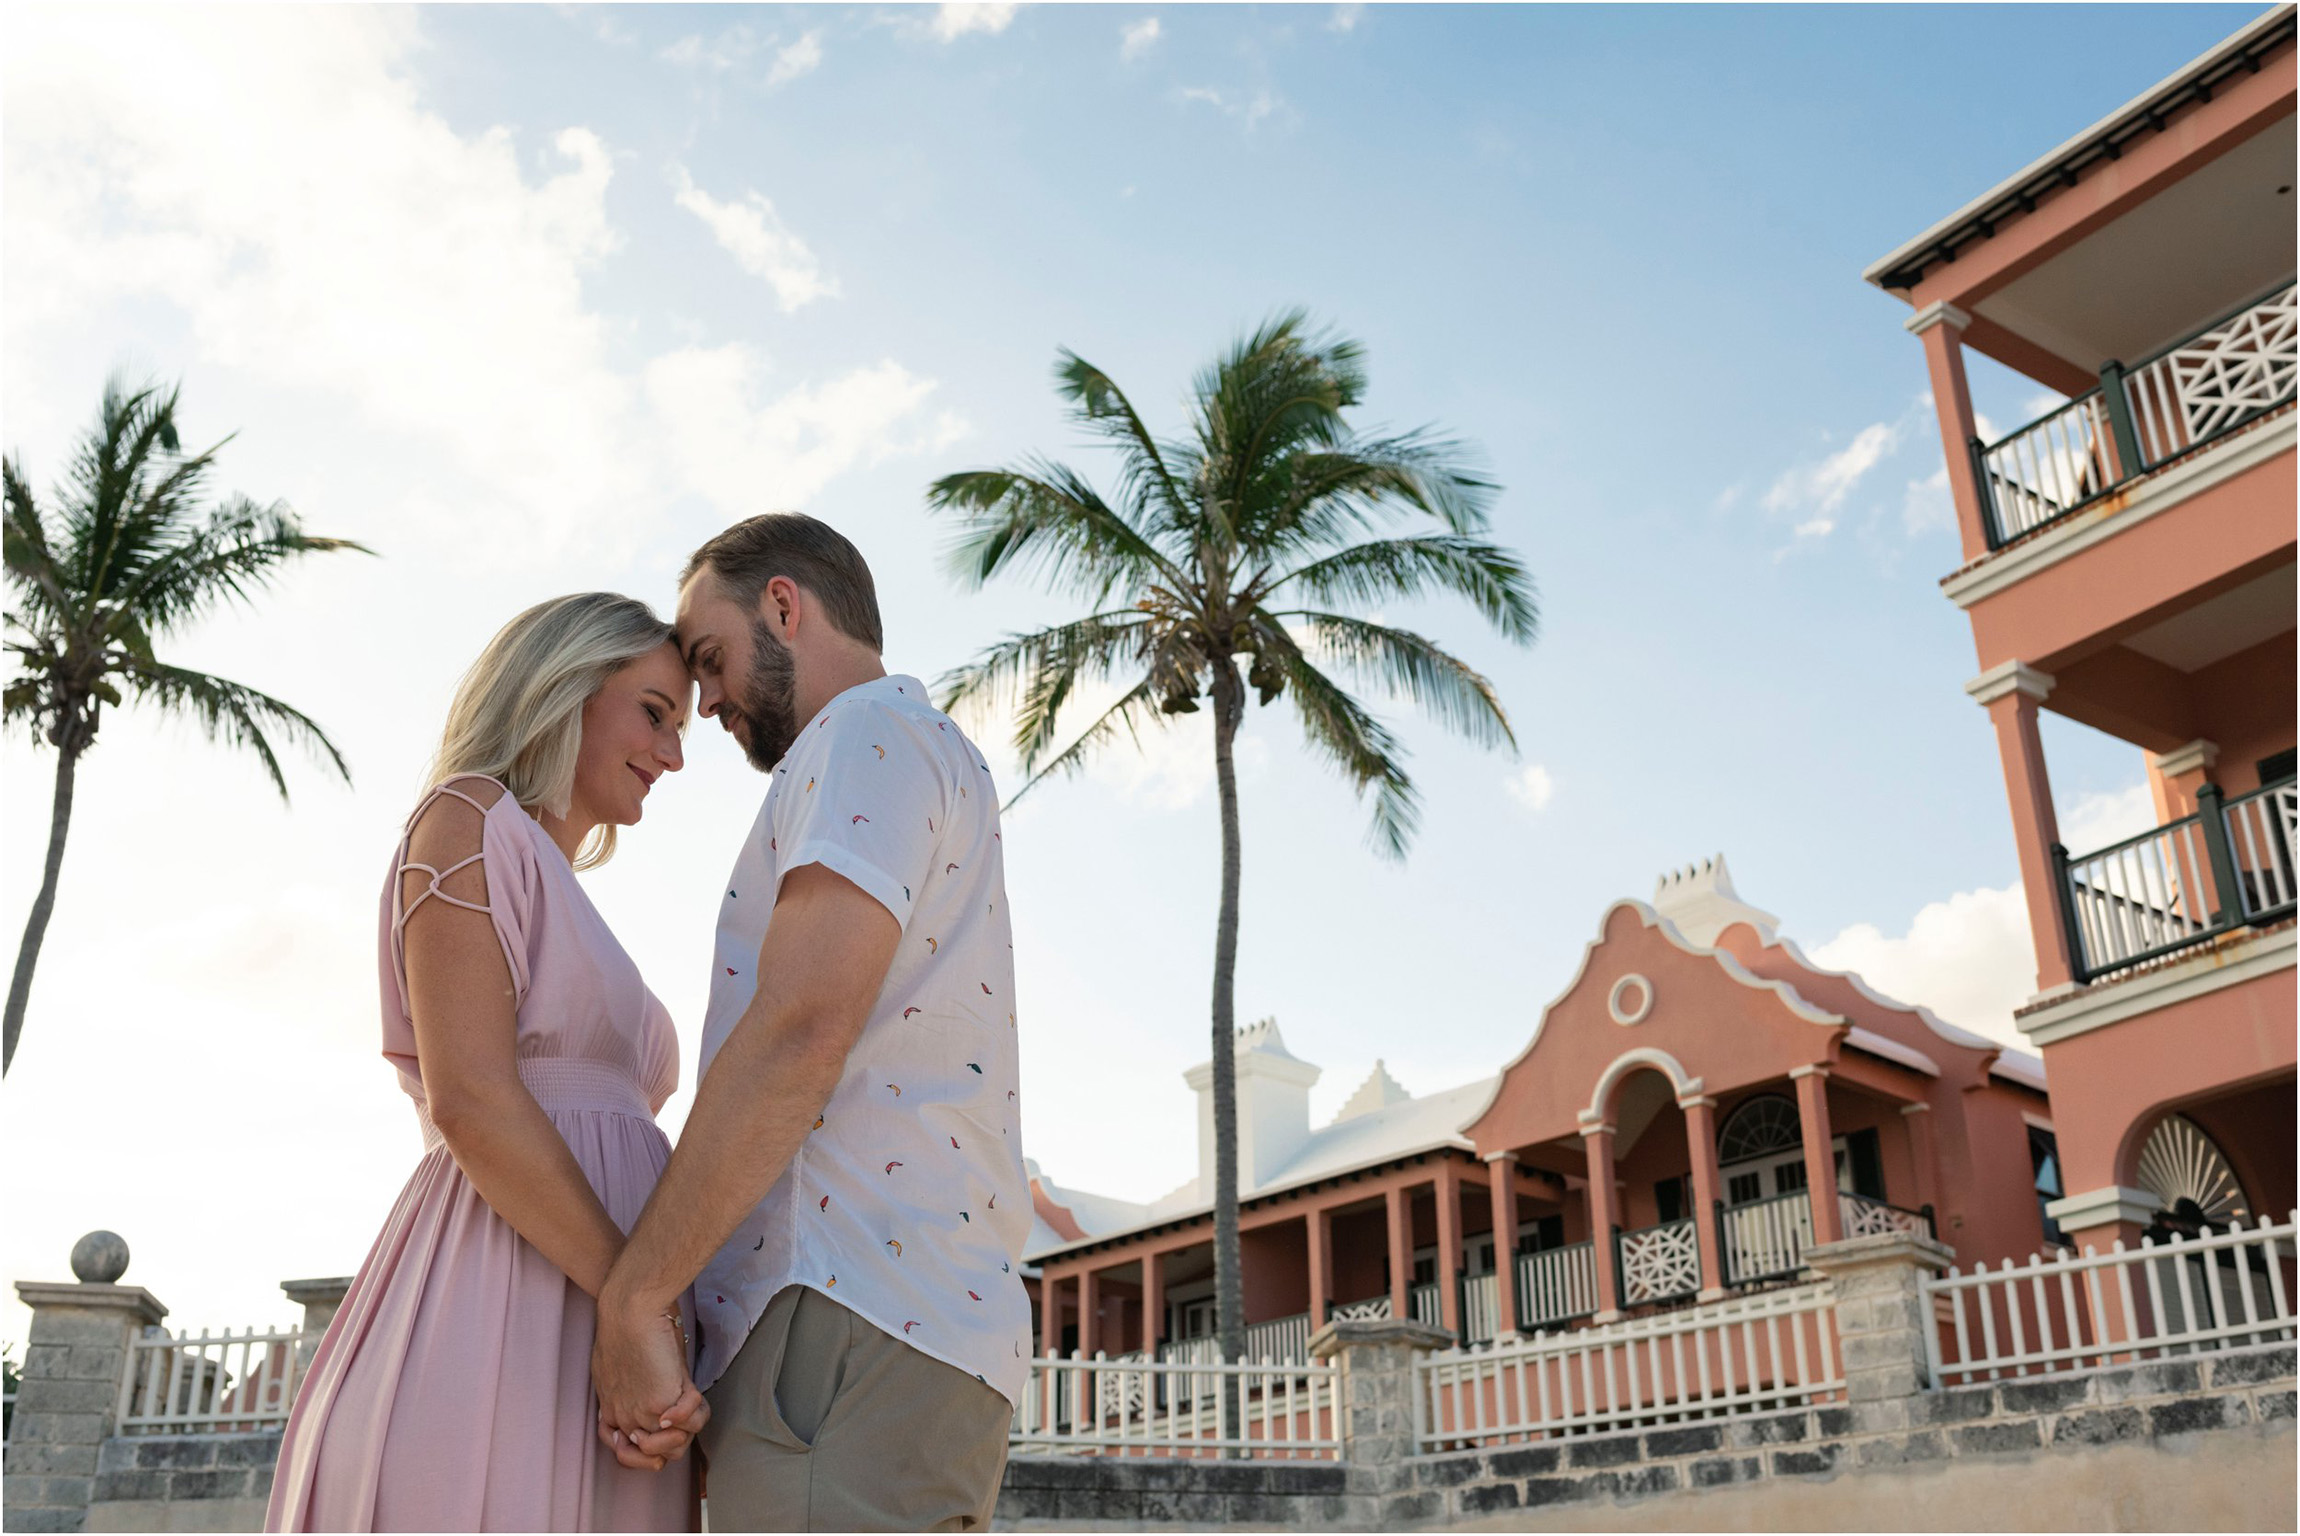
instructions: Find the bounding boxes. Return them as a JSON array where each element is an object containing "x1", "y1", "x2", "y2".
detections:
[
  {"x1": 1923, "y1": 1212, "x2": 2297, "y2": 1388},
  {"x1": 1414, "y1": 1282, "x2": 1842, "y2": 1452},
  {"x1": 116, "y1": 1325, "x2": 307, "y2": 1434},
  {"x1": 1010, "y1": 1352, "x2": 1341, "y2": 1459}
]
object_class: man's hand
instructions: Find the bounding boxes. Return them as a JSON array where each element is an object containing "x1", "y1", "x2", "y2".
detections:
[{"x1": 591, "y1": 1295, "x2": 709, "y2": 1471}]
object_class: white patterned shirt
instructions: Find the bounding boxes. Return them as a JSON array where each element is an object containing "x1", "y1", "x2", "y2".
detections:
[{"x1": 691, "y1": 675, "x2": 1032, "y2": 1405}]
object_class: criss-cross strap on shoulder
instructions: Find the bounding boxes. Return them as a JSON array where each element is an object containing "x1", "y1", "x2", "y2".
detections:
[{"x1": 393, "y1": 775, "x2": 511, "y2": 932}]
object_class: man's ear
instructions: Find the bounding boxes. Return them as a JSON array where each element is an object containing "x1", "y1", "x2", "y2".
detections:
[{"x1": 762, "y1": 575, "x2": 800, "y2": 638}]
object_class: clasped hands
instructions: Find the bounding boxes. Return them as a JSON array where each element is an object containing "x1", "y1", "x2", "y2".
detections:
[{"x1": 591, "y1": 1293, "x2": 710, "y2": 1473}]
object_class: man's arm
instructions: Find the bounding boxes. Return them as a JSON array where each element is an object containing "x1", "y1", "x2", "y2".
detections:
[{"x1": 592, "y1": 863, "x2": 900, "y2": 1437}]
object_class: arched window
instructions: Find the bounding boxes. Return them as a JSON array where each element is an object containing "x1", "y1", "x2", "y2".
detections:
[
  {"x1": 2137, "y1": 1114, "x2": 2250, "y2": 1234},
  {"x1": 1718, "y1": 1095, "x2": 1801, "y2": 1165}
]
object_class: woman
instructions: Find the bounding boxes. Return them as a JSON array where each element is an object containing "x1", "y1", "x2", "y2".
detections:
[{"x1": 269, "y1": 593, "x2": 707, "y2": 1533}]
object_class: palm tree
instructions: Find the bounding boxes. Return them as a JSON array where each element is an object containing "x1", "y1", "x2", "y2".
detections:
[
  {"x1": 929, "y1": 312, "x2": 1539, "y2": 1383},
  {"x1": 3, "y1": 377, "x2": 371, "y2": 1077}
]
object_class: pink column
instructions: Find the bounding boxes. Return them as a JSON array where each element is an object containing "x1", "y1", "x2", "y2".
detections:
[
  {"x1": 1911, "y1": 303, "x2": 1994, "y2": 563},
  {"x1": 1680, "y1": 1094, "x2": 1728, "y2": 1299},
  {"x1": 1970, "y1": 664, "x2": 2076, "y2": 990},
  {"x1": 1484, "y1": 1153, "x2": 1521, "y2": 1340},
  {"x1": 1142, "y1": 1249, "x2": 1165, "y2": 1358},
  {"x1": 1040, "y1": 1270, "x2": 1063, "y2": 1356},
  {"x1": 1901, "y1": 1103, "x2": 1940, "y2": 1215},
  {"x1": 1580, "y1": 1116, "x2": 1624, "y2": 1321},
  {"x1": 1435, "y1": 1160, "x2": 1463, "y2": 1336},
  {"x1": 1385, "y1": 1185, "x2": 1413, "y2": 1319},
  {"x1": 1305, "y1": 1208, "x2": 1332, "y2": 1329},
  {"x1": 1793, "y1": 1068, "x2": 1845, "y2": 1246},
  {"x1": 1077, "y1": 1265, "x2": 1100, "y2": 1357}
]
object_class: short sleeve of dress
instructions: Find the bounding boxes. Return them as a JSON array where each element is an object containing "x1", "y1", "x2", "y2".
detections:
[
  {"x1": 770, "y1": 701, "x2": 949, "y2": 928},
  {"x1": 384, "y1": 781, "x2": 543, "y2": 1019}
]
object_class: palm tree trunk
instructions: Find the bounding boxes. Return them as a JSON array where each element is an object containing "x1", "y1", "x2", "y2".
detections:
[
  {"x1": 5, "y1": 743, "x2": 80, "y2": 1076},
  {"x1": 1209, "y1": 664, "x2": 1245, "y2": 1444}
]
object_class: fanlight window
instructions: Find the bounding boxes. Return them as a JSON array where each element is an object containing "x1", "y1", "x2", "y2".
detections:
[
  {"x1": 1718, "y1": 1095, "x2": 1802, "y2": 1165},
  {"x1": 2136, "y1": 1114, "x2": 2250, "y2": 1230}
]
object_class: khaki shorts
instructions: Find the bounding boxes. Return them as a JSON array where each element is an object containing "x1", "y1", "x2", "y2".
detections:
[{"x1": 700, "y1": 1285, "x2": 1011, "y2": 1533}]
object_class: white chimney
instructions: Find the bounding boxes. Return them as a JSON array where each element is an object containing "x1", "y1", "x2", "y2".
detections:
[
  {"x1": 1651, "y1": 853, "x2": 1780, "y2": 947},
  {"x1": 1183, "y1": 1019, "x2": 1322, "y2": 1196}
]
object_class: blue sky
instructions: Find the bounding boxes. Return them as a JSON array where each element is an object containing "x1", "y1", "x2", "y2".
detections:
[{"x1": 1, "y1": 2, "x2": 2266, "y2": 1339}]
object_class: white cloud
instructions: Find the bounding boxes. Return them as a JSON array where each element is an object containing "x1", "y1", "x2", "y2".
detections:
[
  {"x1": 1121, "y1": 17, "x2": 1161, "y2": 60},
  {"x1": 1763, "y1": 419, "x2": 1900, "y2": 522},
  {"x1": 1505, "y1": 763, "x2": 1554, "y2": 814},
  {"x1": 660, "y1": 24, "x2": 760, "y2": 71},
  {"x1": 1179, "y1": 84, "x2": 1280, "y2": 129},
  {"x1": 1807, "y1": 883, "x2": 2037, "y2": 1049},
  {"x1": 933, "y1": 4, "x2": 1019, "y2": 41},
  {"x1": 2060, "y1": 780, "x2": 2157, "y2": 855},
  {"x1": 768, "y1": 30, "x2": 824, "y2": 86},
  {"x1": 669, "y1": 166, "x2": 838, "y2": 312},
  {"x1": 1901, "y1": 464, "x2": 1953, "y2": 537},
  {"x1": 1329, "y1": 4, "x2": 1365, "y2": 30}
]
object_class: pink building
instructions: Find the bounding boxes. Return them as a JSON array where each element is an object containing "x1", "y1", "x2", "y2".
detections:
[
  {"x1": 1024, "y1": 859, "x2": 2058, "y2": 1359},
  {"x1": 1864, "y1": 10, "x2": 2295, "y2": 1258}
]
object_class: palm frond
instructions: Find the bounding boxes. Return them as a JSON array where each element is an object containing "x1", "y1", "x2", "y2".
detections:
[
  {"x1": 934, "y1": 610, "x2": 1149, "y2": 764},
  {"x1": 101, "y1": 495, "x2": 372, "y2": 642},
  {"x1": 1270, "y1": 609, "x2": 1516, "y2": 752},
  {"x1": 3, "y1": 458, "x2": 71, "y2": 634},
  {"x1": 1261, "y1": 630, "x2": 1419, "y2": 858},
  {"x1": 1002, "y1": 678, "x2": 1162, "y2": 811},
  {"x1": 928, "y1": 461, "x2": 1188, "y2": 602},
  {"x1": 1252, "y1": 431, "x2": 1499, "y2": 558},
  {"x1": 113, "y1": 658, "x2": 352, "y2": 800},
  {"x1": 1053, "y1": 351, "x2": 1196, "y2": 538},
  {"x1": 1263, "y1": 535, "x2": 1538, "y2": 642}
]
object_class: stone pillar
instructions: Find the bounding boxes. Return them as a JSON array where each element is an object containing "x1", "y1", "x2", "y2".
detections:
[
  {"x1": 1900, "y1": 1102, "x2": 1941, "y2": 1214},
  {"x1": 1433, "y1": 1162, "x2": 1462, "y2": 1336},
  {"x1": 6, "y1": 1233, "x2": 167, "y2": 1535},
  {"x1": 1967, "y1": 662, "x2": 2076, "y2": 992},
  {"x1": 1384, "y1": 1185, "x2": 1412, "y2": 1320},
  {"x1": 1304, "y1": 1209, "x2": 1331, "y2": 1330},
  {"x1": 1792, "y1": 1067, "x2": 1845, "y2": 1246},
  {"x1": 1483, "y1": 1153, "x2": 1520, "y2": 1340},
  {"x1": 1309, "y1": 1315, "x2": 1454, "y2": 1514},
  {"x1": 1680, "y1": 1094, "x2": 1728, "y2": 1300},
  {"x1": 279, "y1": 1277, "x2": 350, "y2": 1370},
  {"x1": 1578, "y1": 1114, "x2": 1623, "y2": 1322},
  {"x1": 1805, "y1": 1229, "x2": 1955, "y2": 1433},
  {"x1": 1908, "y1": 302, "x2": 1993, "y2": 564}
]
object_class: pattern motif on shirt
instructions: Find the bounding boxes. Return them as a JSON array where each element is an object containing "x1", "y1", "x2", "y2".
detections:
[{"x1": 692, "y1": 675, "x2": 1032, "y2": 1405}]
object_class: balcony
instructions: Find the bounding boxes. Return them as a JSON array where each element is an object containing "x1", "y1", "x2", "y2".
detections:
[
  {"x1": 1973, "y1": 281, "x2": 2295, "y2": 549},
  {"x1": 2055, "y1": 776, "x2": 2298, "y2": 983}
]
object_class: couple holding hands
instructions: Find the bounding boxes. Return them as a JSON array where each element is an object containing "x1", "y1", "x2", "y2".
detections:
[{"x1": 264, "y1": 515, "x2": 1030, "y2": 1533}]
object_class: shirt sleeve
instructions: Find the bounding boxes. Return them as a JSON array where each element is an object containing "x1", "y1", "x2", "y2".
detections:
[{"x1": 769, "y1": 700, "x2": 950, "y2": 927}]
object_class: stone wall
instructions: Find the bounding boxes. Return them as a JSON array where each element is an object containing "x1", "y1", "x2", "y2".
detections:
[
  {"x1": 82, "y1": 1435, "x2": 278, "y2": 1535},
  {"x1": 992, "y1": 1343, "x2": 2295, "y2": 1531}
]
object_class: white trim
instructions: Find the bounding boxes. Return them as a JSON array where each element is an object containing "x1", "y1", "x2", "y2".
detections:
[
  {"x1": 2018, "y1": 926, "x2": 2298, "y2": 1045},
  {"x1": 1576, "y1": 1117, "x2": 1618, "y2": 1139},
  {"x1": 1770, "y1": 935, "x2": 2018, "y2": 1059},
  {"x1": 1788, "y1": 1064, "x2": 1830, "y2": 1082},
  {"x1": 1942, "y1": 416, "x2": 2296, "y2": 610},
  {"x1": 1989, "y1": 1052, "x2": 2049, "y2": 1092},
  {"x1": 1843, "y1": 1026, "x2": 1941, "y2": 1077},
  {"x1": 1904, "y1": 301, "x2": 1971, "y2": 336},
  {"x1": 1860, "y1": 5, "x2": 2297, "y2": 286},
  {"x1": 2044, "y1": 1184, "x2": 2164, "y2": 1231},
  {"x1": 1481, "y1": 1150, "x2": 1518, "y2": 1166},
  {"x1": 1963, "y1": 659, "x2": 2056, "y2": 706},
  {"x1": 1676, "y1": 1094, "x2": 1717, "y2": 1111},
  {"x1": 2021, "y1": 1110, "x2": 2058, "y2": 1134},
  {"x1": 1607, "y1": 973, "x2": 1655, "y2": 1026},
  {"x1": 1588, "y1": 1049, "x2": 1702, "y2": 1120},
  {"x1": 1899, "y1": 1102, "x2": 1933, "y2": 1117},
  {"x1": 2152, "y1": 738, "x2": 2220, "y2": 778}
]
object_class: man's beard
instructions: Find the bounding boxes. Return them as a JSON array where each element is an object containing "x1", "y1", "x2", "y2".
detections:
[{"x1": 730, "y1": 614, "x2": 802, "y2": 772}]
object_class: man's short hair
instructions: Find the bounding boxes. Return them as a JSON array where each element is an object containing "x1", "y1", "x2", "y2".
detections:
[{"x1": 683, "y1": 513, "x2": 885, "y2": 653}]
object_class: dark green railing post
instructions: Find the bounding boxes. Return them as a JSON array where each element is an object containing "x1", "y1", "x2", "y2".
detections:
[
  {"x1": 2098, "y1": 360, "x2": 2146, "y2": 480},
  {"x1": 1968, "y1": 435, "x2": 2003, "y2": 548},
  {"x1": 2196, "y1": 783, "x2": 2243, "y2": 928},
  {"x1": 2049, "y1": 841, "x2": 2092, "y2": 985},
  {"x1": 1713, "y1": 1199, "x2": 1732, "y2": 1291},
  {"x1": 1610, "y1": 1224, "x2": 1625, "y2": 1314},
  {"x1": 1920, "y1": 1204, "x2": 1937, "y2": 1240}
]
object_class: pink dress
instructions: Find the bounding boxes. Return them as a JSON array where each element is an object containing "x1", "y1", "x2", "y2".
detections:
[{"x1": 267, "y1": 776, "x2": 693, "y2": 1532}]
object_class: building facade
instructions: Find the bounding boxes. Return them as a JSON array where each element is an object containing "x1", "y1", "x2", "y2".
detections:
[
  {"x1": 1025, "y1": 858, "x2": 2058, "y2": 1360},
  {"x1": 1864, "y1": 7, "x2": 2297, "y2": 1260}
]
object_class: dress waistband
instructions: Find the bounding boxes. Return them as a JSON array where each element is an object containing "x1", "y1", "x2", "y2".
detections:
[{"x1": 415, "y1": 1058, "x2": 654, "y2": 1153}]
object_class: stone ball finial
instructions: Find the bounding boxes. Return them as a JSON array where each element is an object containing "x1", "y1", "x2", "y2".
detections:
[{"x1": 71, "y1": 1230, "x2": 130, "y2": 1285}]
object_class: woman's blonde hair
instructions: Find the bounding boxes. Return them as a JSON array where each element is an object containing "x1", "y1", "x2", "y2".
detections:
[{"x1": 428, "y1": 592, "x2": 675, "y2": 870}]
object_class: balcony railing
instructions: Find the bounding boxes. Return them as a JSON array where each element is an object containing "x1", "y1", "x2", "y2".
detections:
[
  {"x1": 1517, "y1": 1242, "x2": 1599, "y2": 1330},
  {"x1": 1719, "y1": 1191, "x2": 1815, "y2": 1288},
  {"x1": 1973, "y1": 280, "x2": 2296, "y2": 548},
  {"x1": 1614, "y1": 1218, "x2": 1701, "y2": 1306},
  {"x1": 2055, "y1": 777, "x2": 2297, "y2": 983}
]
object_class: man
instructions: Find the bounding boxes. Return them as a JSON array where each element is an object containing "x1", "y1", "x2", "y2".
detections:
[{"x1": 593, "y1": 513, "x2": 1030, "y2": 1531}]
